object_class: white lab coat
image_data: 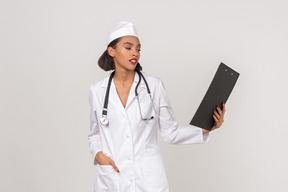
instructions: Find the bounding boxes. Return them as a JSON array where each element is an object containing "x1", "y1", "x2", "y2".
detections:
[{"x1": 88, "y1": 71, "x2": 209, "y2": 192}]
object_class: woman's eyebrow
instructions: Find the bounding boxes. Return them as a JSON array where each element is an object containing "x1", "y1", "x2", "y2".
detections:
[{"x1": 123, "y1": 42, "x2": 141, "y2": 46}]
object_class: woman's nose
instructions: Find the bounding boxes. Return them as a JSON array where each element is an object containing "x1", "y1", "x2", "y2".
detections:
[{"x1": 133, "y1": 49, "x2": 139, "y2": 57}]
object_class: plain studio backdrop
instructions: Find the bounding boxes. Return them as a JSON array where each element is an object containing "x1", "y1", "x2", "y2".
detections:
[{"x1": 1, "y1": 0, "x2": 287, "y2": 191}]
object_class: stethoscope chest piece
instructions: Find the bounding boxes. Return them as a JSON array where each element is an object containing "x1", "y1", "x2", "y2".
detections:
[{"x1": 100, "y1": 116, "x2": 109, "y2": 125}]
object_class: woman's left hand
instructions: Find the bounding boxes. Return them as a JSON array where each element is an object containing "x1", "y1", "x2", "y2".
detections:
[
  {"x1": 211, "y1": 102, "x2": 226, "y2": 131},
  {"x1": 202, "y1": 103, "x2": 226, "y2": 134}
]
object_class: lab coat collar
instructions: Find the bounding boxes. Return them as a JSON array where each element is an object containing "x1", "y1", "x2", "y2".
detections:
[{"x1": 100, "y1": 71, "x2": 146, "y2": 89}]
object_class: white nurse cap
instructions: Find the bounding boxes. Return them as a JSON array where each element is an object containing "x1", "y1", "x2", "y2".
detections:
[{"x1": 107, "y1": 21, "x2": 138, "y2": 46}]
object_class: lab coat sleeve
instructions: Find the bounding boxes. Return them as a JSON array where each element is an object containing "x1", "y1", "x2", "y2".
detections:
[
  {"x1": 158, "y1": 80, "x2": 209, "y2": 144},
  {"x1": 88, "y1": 87, "x2": 103, "y2": 165}
]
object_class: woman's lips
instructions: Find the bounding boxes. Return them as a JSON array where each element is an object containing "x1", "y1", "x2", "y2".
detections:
[{"x1": 129, "y1": 59, "x2": 138, "y2": 65}]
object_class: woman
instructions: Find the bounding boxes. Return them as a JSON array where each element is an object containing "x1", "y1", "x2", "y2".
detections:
[{"x1": 88, "y1": 21, "x2": 225, "y2": 192}]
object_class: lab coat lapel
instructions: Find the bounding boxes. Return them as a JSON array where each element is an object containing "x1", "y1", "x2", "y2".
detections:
[
  {"x1": 100, "y1": 71, "x2": 146, "y2": 116},
  {"x1": 125, "y1": 72, "x2": 146, "y2": 109},
  {"x1": 100, "y1": 72, "x2": 125, "y2": 116},
  {"x1": 110, "y1": 81, "x2": 126, "y2": 115}
]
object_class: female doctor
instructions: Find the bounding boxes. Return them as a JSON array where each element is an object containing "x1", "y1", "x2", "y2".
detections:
[{"x1": 88, "y1": 21, "x2": 225, "y2": 192}]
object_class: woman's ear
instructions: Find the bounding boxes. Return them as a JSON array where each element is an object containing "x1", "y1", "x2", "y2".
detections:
[{"x1": 107, "y1": 47, "x2": 115, "y2": 57}]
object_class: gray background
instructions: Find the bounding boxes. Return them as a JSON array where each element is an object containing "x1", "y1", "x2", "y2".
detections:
[{"x1": 1, "y1": 0, "x2": 288, "y2": 191}]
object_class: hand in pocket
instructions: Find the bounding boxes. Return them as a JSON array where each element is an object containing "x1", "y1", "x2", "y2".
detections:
[{"x1": 95, "y1": 151, "x2": 119, "y2": 173}]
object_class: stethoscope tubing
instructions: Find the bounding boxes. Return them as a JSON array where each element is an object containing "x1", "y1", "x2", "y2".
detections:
[{"x1": 101, "y1": 70, "x2": 152, "y2": 125}]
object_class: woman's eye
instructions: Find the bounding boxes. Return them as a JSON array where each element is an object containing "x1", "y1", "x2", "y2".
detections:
[{"x1": 125, "y1": 47, "x2": 141, "y2": 52}]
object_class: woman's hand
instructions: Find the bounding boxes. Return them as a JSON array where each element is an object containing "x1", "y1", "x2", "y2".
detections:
[
  {"x1": 202, "y1": 103, "x2": 226, "y2": 134},
  {"x1": 95, "y1": 151, "x2": 120, "y2": 173},
  {"x1": 212, "y1": 102, "x2": 226, "y2": 130}
]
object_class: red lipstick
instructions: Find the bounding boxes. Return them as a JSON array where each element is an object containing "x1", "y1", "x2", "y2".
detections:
[{"x1": 129, "y1": 58, "x2": 138, "y2": 65}]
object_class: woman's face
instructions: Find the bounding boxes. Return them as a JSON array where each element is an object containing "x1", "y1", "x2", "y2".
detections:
[{"x1": 108, "y1": 36, "x2": 141, "y2": 72}]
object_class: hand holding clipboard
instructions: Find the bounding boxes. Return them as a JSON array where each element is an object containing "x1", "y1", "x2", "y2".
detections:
[{"x1": 190, "y1": 63, "x2": 240, "y2": 131}]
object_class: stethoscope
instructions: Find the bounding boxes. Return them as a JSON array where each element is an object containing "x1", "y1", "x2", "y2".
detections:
[{"x1": 100, "y1": 70, "x2": 157, "y2": 126}]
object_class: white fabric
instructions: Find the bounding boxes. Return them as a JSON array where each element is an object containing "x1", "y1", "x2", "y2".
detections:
[
  {"x1": 107, "y1": 21, "x2": 138, "y2": 46},
  {"x1": 88, "y1": 71, "x2": 209, "y2": 192}
]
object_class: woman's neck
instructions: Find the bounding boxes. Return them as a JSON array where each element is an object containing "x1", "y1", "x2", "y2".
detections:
[{"x1": 113, "y1": 68, "x2": 135, "y2": 86}]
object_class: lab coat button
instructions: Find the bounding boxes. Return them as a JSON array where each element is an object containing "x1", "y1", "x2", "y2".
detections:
[
  {"x1": 128, "y1": 157, "x2": 132, "y2": 160},
  {"x1": 126, "y1": 135, "x2": 131, "y2": 138}
]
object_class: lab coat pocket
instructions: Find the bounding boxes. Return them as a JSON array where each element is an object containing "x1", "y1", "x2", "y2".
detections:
[{"x1": 95, "y1": 165, "x2": 120, "y2": 192}]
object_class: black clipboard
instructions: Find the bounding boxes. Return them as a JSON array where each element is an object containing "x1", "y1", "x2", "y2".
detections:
[{"x1": 189, "y1": 63, "x2": 240, "y2": 130}]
